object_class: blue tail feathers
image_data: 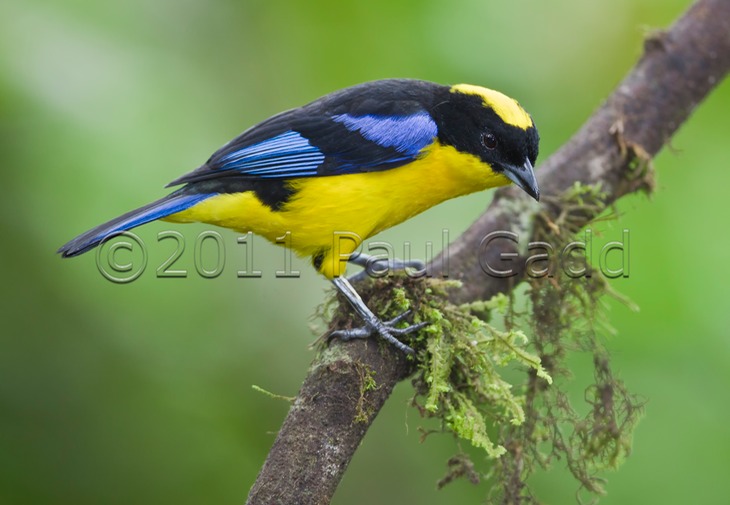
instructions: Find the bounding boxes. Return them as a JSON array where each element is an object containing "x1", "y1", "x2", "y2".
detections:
[{"x1": 58, "y1": 192, "x2": 216, "y2": 257}]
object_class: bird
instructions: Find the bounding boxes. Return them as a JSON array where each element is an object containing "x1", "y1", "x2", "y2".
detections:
[{"x1": 59, "y1": 78, "x2": 540, "y2": 354}]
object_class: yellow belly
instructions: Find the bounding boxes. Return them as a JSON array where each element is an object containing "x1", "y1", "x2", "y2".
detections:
[{"x1": 166, "y1": 142, "x2": 510, "y2": 278}]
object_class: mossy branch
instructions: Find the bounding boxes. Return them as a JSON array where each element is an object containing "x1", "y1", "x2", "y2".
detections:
[
  {"x1": 436, "y1": 0, "x2": 730, "y2": 303},
  {"x1": 245, "y1": 1, "x2": 730, "y2": 504}
]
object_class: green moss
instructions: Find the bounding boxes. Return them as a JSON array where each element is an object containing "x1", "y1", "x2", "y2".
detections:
[
  {"x1": 353, "y1": 361, "x2": 379, "y2": 423},
  {"x1": 406, "y1": 268, "x2": 640, "y2": 503},
  {"x1": 611, "y1": 119, "x2": 656, "y2": 195},
  {"x1": 321, "y1": 190, "x2": 643, "y2": 501},
  {"x1": 535, "y1": 181, "x2": 609, "y2": 244},
  {"x1": 494, "y1": 272, "x2": 644, "y2": 501},
  {"x1": 409, "y1": 282, "x2": 552, "y2": 459},
  {"x1": 251, "y1": 384, "x2": 295, "y2": 402}
]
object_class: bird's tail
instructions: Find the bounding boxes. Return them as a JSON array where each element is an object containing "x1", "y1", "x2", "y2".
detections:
[{"x1": 58, "y1": 191, "x2": 215, "y2": 257}]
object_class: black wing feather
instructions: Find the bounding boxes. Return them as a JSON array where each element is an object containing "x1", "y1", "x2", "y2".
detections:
[{"x1": 168, "y1": 79, "x2": 446, "y2": 187}]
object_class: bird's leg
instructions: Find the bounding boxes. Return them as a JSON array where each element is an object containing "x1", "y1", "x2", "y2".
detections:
[
  {"x1": 347, "y1": 252, "x2": 427, "y2": 283},
  {"x1": 329, "y1": 276, "x2": 427, "y2": 355}
]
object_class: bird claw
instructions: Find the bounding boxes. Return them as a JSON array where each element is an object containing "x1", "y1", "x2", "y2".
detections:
[
  {"x1": 330, "y1": 309, "x2": 428, "y2": 355},
  {"x1": 347, "y1": 255, "x2": 427, "y2": 283}
]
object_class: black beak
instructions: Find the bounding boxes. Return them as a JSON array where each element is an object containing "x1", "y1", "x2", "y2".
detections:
[{"x1": 501, "y1": 158, "x2": 540, "y2": 201}]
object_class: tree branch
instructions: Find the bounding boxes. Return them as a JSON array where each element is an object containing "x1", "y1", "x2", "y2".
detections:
[
  {"x1": 440, "y1": 0, "x2": 730, "y2": 303},
  {"x1": 246, "y1": 338, "x2": 412, "y2": 505},
  {"x1": 246, "y1": 1, "x2": 730, "y2": 503}
]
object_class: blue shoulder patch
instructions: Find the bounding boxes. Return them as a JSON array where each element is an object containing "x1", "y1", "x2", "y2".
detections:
[
  {"x1": 331, "y1": 111, "x2": 437, "y2": 156},
  {"x1": 217, "y1": 130, "x2": 325, "y2": 178}
]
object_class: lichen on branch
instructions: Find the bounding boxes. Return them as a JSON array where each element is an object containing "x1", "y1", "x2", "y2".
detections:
[
  {"x1": 342, "y1": 263, "x2": 643, "y2": 503},
  {"x1": 410, "y1": 284, "x2": 551, "y2": 459}
]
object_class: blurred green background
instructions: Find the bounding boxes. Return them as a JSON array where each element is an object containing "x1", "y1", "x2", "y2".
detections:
[{"x1": 1, "y1": 0, "x2": 728, "y2": 503}]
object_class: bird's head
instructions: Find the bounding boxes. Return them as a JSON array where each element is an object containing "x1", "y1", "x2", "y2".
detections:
[{"x1": 433, "y1": 83, "x2": 540, "y2": 201}]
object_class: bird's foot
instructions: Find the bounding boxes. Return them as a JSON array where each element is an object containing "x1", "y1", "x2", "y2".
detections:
[
  {"x1": 330, "y1": 309, "x2": 427, "y2": 355},
  {"x1": 347, "y1": 253, "x2": 426, "y2": 283}
]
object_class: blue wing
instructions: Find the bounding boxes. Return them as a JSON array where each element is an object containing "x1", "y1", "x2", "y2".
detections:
[
  {"x1": 167, "y1": 100, "x2": 438, "y2": 187},
  {"x1": 329, "y1": 111, "x2": 437, "y2": 158},
  {"x1": 216, "y1": 130, "x2": 326, "y2": 178}
]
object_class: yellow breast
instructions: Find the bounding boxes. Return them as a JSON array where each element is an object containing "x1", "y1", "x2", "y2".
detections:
[{"x1": 166, "y1": 142, "x2": 510, "y2": 278}]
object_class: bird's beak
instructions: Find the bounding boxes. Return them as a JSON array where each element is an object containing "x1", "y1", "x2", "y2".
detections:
[{"x1": 501, "y1": 158, "x2": 540, "y2": 201}]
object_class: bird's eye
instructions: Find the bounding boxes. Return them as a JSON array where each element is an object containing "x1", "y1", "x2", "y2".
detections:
[{"x1": 481, "y1": 132, "x2": 498, "y2": 150}]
